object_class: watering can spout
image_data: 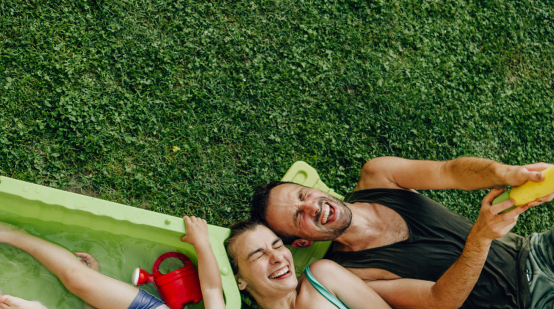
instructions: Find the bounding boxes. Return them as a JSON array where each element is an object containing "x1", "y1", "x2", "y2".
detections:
[{"x1": 132, "y1": 268, "x2": 154, "y2": 286}]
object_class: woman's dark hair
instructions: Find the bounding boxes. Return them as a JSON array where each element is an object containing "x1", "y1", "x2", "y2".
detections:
[
  {"x1": 225, "y1": 220, "x2": 263, "y2": 275},
  {"x1": 225, "y1": 220, "x2": 264, "y2": 309}
]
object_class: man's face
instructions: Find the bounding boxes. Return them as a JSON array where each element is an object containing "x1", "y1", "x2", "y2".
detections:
[{"x1": 265, "y1": 183, "x2": 352, "y2": 241}]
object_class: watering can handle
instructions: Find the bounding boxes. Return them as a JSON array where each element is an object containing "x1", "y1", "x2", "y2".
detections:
[{"x1": 152, "y1": 252, "x2": 192, "y2": 277}]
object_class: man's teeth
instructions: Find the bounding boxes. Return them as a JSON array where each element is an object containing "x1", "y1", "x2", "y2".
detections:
[
  {"x1": 269, "y1": 266, "x2": 289, "y2": 279},
  {"x1": 322, "y1": 206, "x2": 330, "y2": 224}
]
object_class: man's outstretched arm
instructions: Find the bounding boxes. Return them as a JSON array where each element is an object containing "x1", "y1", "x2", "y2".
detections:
[
  {"x1": 355, "y1": 156, "x2": 553, "y2": 191},
  {"x1": 363, "y1": 189, "x2": 532, "y2": 309}
]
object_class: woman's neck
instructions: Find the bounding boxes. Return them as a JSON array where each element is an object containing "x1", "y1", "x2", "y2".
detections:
[{"x1": 253, "y1": 290, "x2": 297, "y2": 309}]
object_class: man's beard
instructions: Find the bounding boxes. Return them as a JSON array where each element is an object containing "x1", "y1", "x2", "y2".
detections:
[{"x1": 307, "y1": 195, "x2": 352, "y2": 241}]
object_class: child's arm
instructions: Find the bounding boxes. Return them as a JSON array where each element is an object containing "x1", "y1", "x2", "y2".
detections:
[{"x1": 180, "y1": 216, "x2": 226, "y2": 309}]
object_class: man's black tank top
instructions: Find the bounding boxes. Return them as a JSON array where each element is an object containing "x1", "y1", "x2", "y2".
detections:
[{"x1": 325, "y1": 189, "x2": 530, "y2": 309}]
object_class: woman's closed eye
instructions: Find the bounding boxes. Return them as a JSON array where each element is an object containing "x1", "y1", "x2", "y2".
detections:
[{"x1": 273, "y1": 239, "x2": 283, "y2": 249}]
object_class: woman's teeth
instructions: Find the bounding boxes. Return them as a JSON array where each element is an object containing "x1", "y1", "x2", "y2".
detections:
[{"x1": 269, "y1": 266, "x2": 290, "y2": 279}]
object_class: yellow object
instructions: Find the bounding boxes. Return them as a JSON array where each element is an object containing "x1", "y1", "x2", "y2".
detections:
[{"x1": 510, "y1": 166, "x2": 554, "y2": 206}]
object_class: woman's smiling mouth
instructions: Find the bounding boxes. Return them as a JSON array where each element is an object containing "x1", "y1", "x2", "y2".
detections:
[{"x1": 269, "y1": 265, "x2": 291, "y2": 279}]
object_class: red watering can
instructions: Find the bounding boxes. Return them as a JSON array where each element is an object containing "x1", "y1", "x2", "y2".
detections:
[{"x1": 132, "y1": 252, "x2": 203, "y2": 309}]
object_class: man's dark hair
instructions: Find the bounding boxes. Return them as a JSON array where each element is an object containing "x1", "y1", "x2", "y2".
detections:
[{"x1": 250, "y1": 181, "x2": 301, "y2": 245}]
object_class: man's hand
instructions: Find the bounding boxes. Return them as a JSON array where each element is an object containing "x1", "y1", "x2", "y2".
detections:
[
  {"x1": 502, "y1": 162, "x2": 553, "y2": 187},
  {"x1": 180, "y1": 216, "x2": 210, "y2": 247},
  {"x1": 470, "y1": 188, "x2": 531, "y2": 243}
]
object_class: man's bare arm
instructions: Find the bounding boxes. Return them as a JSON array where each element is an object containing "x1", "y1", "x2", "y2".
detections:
[
  {"x1": 355, "y1": 156, "x2": 552, "y2": 191},
  {"x1": 359, "y1": 189, "x2": 532, "y2": 309}
]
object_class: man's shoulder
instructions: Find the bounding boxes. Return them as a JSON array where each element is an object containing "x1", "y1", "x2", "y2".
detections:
[{"x1": 355, "y1": 157, "x2": 413, "y2": 191}]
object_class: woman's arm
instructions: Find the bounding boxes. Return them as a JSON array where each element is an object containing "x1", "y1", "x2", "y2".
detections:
[
  {"x1": 180, "y1": 216, "x2": 226, "y2": 309},
  {"x1": 308, "y1": 259, "x2": 392, "y2": 309}
]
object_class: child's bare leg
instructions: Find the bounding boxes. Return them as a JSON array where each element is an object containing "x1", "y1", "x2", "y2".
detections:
[
  {"x1": 76, "y1": 253, "x2": 100, "y2": 272},
  {"x1": 0, "y1": 223, "x2": 139, "y2": 309},
  {"x1": 0, "y1": 257, "x2": 98, "y2": 309},
  {"x1": 76, "y1": 253, "x2": 100, "y2": 309},
  {"x1": 0, "y1": 295, "x2": 47, "y2": 309}
]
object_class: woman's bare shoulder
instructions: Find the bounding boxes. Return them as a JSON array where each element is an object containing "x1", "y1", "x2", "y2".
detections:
[
  {"x1": 309, "y1": 260, "x2": 344, "y2": 278},
  {"x1": 302, "y1": 260, "x2": 346, "y2": 294}
]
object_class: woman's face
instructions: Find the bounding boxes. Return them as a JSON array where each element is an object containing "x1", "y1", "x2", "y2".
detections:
[{"x1": 232, "y1": 225, "x2": 297, "y2": 297}]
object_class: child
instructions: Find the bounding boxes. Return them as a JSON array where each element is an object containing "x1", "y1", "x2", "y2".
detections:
[{"x1": 0, "y1": 216, "x2": 226, "y2": 309}]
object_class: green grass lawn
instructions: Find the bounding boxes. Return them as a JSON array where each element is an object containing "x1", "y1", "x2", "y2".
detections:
[{"x1": 1, "y1": 0, "x2": 553, "y2": 235}]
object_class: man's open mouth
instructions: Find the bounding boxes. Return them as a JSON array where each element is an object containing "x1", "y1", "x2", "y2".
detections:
[
  {"x1": 321, "y1": 203, "x2": 335, "y2": 225},
  {"x1": 269, "y1": 265, "x2": 291, "y2": 279}
]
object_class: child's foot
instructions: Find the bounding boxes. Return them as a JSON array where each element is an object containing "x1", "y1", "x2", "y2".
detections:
[
  {"x1": 0, "y1": 222, "x2": 27, "y2": 244},
  {"x1": 0, "y1": 295, "x2": 47, "y2": 309},
  {"x1": 75, "y1": 252, "x2": 100, "y2": 272}
]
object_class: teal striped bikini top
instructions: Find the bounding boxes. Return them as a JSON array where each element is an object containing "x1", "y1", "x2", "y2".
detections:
[{"x1": 304, "y1": 265, "x2": 349, "y2": 309}]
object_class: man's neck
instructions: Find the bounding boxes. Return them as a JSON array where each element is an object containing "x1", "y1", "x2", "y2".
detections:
[{"x1": 333, "y1": 201, "x2": 407, "y2": 252}]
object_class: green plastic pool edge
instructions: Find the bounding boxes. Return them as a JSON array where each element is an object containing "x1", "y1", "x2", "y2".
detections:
[{"x1": 0, "y1": 176, "x2": 241, "y2": 309}]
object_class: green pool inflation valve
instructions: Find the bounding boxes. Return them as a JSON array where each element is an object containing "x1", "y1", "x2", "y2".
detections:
[{"x1": 492, "y1": 165, "x2": 554, "y2": 206}]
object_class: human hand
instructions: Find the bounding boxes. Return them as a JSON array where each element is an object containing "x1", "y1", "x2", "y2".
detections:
[
  {"x1": 471, "y1": 188, "x2": 531, "y2": 242},
  {"x1": 503, "y1": 162, "x2": 553, "y2": 187},
  {"x1": 501, "y1": 163, "x2": 554, "y2": 206},
  {"x1": 521, "y1": 192, "x2": 554, "y2": 208},
  {"x1": 180, "y1": 216, "x2": 209, "y2": 248}
]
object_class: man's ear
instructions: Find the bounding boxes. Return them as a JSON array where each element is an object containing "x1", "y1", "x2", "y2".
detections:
[{"x1": 291, "y1": 239, "x2": 313, "y2": 248}]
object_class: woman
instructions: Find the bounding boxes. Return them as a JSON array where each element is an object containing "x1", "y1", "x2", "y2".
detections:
[{"x1": 224, "y1": 221, "x2": 391, "y2": 309}]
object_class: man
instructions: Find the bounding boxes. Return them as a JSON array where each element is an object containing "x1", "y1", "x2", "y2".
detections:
[{"x1": 251, "y1": 157, "x2": 554, "y2": 309}]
